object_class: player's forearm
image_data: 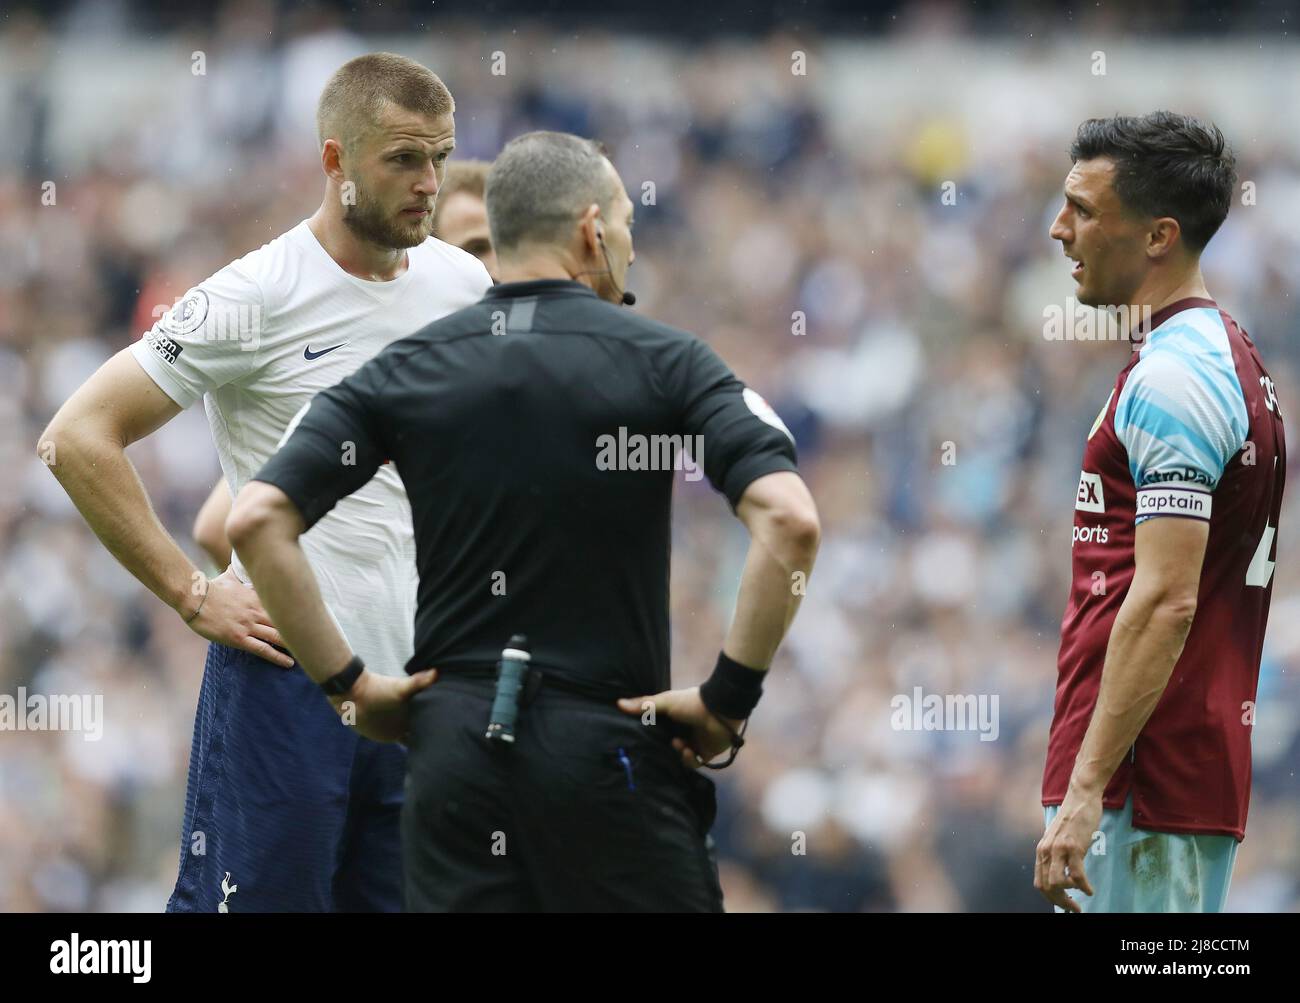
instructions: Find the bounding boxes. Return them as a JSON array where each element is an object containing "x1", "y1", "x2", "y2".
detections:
[
  {"x1": 1068, "y1": 584, "x2": 1197, "y2": 797},
  {"x1": 723, "y1": 513, "x2": 818, "y2": 669},
  {"x1": 193, "y1": 483, "x2": 234, "y2": 569},
  {"x1": 41, "y1": 425, "x2": 203, "y2": 615},
  {"x1": 228, "y1": 513, "x2": 352, "y2": 682}
]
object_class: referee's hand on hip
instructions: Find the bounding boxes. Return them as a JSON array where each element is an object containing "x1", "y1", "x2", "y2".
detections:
[
  {"x1": 328, "y1": 668, "x2": 439, "y2": 744},
  {"x1": 617, "y1": 688, "x2": 744, "y2": 770}
]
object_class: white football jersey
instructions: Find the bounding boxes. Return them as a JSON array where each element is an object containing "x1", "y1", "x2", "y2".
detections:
[{"x1": 131, "y1": 220, "x2": 492, "y2": 676}]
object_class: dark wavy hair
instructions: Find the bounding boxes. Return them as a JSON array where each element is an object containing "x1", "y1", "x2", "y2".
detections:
[{"x1": 1070, "y1": 112, "x2": 1237, "y2": 253}]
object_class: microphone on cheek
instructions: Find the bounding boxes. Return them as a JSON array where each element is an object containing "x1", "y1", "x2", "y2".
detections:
[{"x1": 598, "y1": 231, "x2": 636, "y2": 307}]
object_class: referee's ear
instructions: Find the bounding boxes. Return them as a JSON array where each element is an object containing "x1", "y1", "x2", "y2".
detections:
[{"x1": 577, "y1": 202, "x2": 603, "y2": 255}]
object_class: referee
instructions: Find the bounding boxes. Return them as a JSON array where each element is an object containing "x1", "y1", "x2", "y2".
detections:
[{"x1": 227, "y1": 131, "x2": 821, "y2": 912}]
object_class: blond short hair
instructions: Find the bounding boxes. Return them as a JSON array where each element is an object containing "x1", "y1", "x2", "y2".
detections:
[
  {"x1": 432, "y1": 159, "x2": 490, "y2": 234},
  {"x1": 317, "y1": 52, "x2": 454, "y2": 153}
]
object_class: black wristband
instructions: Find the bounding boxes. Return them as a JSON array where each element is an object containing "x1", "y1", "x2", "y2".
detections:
[
  {"x1": 698, "y1": 651, "x2": 764, "y2": 720},
  {"x1": 319, "y1": 655, "x2": 365, "y2": 697}
]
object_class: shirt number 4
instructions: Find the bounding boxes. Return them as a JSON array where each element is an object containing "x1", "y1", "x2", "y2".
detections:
[{"x1": 1246, "y1": 522, "x2": 1277, "y2": 588}]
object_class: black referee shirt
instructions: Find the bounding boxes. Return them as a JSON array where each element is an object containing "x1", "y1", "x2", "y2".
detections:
[{"x1": 255, "y1": 279, "x2": 798, "y2": 696}]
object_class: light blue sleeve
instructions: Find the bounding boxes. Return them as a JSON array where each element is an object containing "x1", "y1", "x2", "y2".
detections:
[{"x1": 1114, "y1": 328, "x2": 1248, "y2": 521}]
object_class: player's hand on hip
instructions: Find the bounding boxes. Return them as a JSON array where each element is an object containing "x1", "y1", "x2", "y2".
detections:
[
  {"x1": 1034, "y1": 793, "x2": 1100, "y2": 913},
  {"x1": 183, "y1": 568, "x2": 295, "y2": 668},
  {"x1": 330, "y1": 669, "x2": 438, "y2": 743},
  {"x1": 617, "y1": 686, "x2": 744, "y2": 770}
]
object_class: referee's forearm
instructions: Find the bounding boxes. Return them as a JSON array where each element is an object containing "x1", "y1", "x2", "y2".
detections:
[
  {"x1": 227, "y1": 488, "x2": 353, "y2": 681},
  {"x1": 723, "y1": 518, "x2": 819, "y2": 670}
]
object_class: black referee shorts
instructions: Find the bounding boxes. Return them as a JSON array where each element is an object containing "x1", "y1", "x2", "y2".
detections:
[{"x1": 401, "y1": 674, "x2": 725, "y2": 912}]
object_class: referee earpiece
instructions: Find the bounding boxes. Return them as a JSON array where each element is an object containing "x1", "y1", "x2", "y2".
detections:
[{"x1": 588, "y1": 224, "x2": 636, "y2": 306}]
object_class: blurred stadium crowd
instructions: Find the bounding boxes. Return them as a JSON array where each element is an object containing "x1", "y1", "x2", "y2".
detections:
[{"x1": 1, "y1": 1, "x2": 1298, "y2": 911}]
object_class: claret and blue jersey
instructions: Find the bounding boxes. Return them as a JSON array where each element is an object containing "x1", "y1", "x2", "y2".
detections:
[
  {"x1": 1116, "y1": 301, "x2": 1252, "y2": 522},
  {"x1": 1045, "y1": 297, "x2": 1286, "y2": 841}
]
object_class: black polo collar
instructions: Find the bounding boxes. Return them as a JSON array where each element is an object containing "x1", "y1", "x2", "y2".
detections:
[{"x1": 484, "y1": 279, "x2": 597, "y2": 300}]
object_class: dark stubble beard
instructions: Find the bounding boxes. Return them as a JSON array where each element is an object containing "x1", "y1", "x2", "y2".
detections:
[{"x1": 342, "y1": 182, "x2": 433, "y2": 250}]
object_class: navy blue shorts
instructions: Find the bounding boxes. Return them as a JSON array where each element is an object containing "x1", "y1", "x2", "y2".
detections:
[{"x1": 167, "y1": 642, "x2": 406, "y2": 913}]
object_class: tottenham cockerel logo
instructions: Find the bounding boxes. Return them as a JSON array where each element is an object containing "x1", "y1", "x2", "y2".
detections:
[{"x1": 218, "y1": 871, "x2": 237, "y2": 913}]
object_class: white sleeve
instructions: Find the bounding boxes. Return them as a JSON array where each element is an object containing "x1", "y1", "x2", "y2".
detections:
[
  {"x1": 468, "y1": 257, "x2": 493, "y2": 295},
  {"x1": 435, "y1": 239, "x2": 493, "y2": 298},
  {"x1": 128, "y1": 260, "x2": 266, "y2": 409}
]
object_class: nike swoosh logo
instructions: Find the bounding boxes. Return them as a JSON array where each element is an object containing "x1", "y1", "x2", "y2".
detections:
[{"x1": 304, "y1": 342, "x2": 347, "y2": 361}]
